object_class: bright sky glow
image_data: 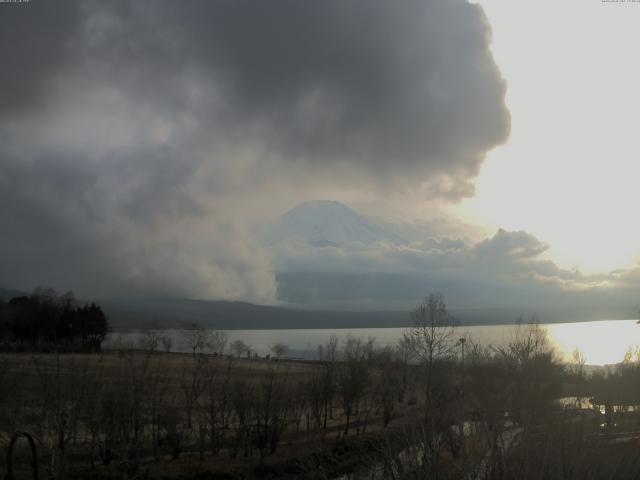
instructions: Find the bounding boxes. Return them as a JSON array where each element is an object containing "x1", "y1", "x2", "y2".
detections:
[
  {"x1": 547, "y1": 320, "x2": 640, "y2": 366},
  {"x1": 461, "y1": 0, "x2": 640, "y2": 273}
]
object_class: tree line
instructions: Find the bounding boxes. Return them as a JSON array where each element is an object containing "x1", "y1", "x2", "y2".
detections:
[{"x1": 0, "y1": 288, "x2": 109, "y2": 351}]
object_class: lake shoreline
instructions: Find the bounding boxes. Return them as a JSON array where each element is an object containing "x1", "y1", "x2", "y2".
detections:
[
  {"x1": 106, "y1": 319, "x2": 640, "y2": 366},
  {"x1": 111, "y1": 317, "x2": 637, "y2": 333}
]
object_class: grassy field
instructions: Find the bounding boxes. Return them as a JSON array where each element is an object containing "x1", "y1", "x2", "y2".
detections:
[
  {"x1": 4, "y1": 334, "x2": 640, "y2": 480},
  {"x1": 0, "y1": 350, "x2": 420, "y2": 479}
]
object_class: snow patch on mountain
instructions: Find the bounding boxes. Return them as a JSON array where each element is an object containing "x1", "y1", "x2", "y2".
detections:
[{"x1": 262, "y1": 200, "x2": 407, "y2": 248}]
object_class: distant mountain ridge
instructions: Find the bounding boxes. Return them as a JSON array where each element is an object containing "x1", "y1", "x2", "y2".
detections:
[
  {"x1": 102, "y1": 297, "x2": 412, "y2": 330},
  {"x1": 263, "y1": 200, "x2": 406, "y2": 248},
  {"x1": 1, "y1": 286, "x2": 633, "y2": 330},
  {"x1": 0, "y1": 287, "x2": 27, "y2": 300},
  {"x1": 101, "y1": 298, "x2": 633, "y2": 330}
]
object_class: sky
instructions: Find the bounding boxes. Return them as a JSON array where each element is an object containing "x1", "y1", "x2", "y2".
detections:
[
  {"x1": 1, "y1": 0, "x2": 639, "y2": 314},
  {"x1": 465, "y1": 0, "x2": 640, "y2": 274}
]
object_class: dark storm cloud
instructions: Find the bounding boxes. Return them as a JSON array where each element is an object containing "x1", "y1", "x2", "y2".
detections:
[
  {"x1": 0, "y1": 1, "x2": 82, "y2": 112},
  {"x1": 156, "y1": 0, "x2": 510, "y2": 187},
  {"x1": 0, "y1": 145, "x2": 276, "y2": 300},
  {"x1": 0, "y1": 0, "x2": 510, "y2": 300},
  {"x1": 1, "y1": 0, "x2": 510, "y2": 183}
]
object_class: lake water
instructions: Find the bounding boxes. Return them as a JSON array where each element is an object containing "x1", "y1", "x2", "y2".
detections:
[{"x1": 106, "y1": 319, "x2": 640, "y2": 366}]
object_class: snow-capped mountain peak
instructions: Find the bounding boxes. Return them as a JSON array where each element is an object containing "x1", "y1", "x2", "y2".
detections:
[{"x1": 263, "y1": 200, "x2": 406, "y2": 247}]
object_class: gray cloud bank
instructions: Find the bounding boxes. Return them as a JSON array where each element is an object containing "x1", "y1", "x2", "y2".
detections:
[
  {"x1": 0, "y1": 0, "x2": 511, "y2": 301},
  {"x1": 273, "y1": 226, "x2": 640, "y2": 313}
]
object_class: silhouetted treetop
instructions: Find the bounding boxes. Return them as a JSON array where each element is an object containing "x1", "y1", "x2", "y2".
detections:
[{"x1": 0, "y1": 288, "x2": 109, "y2": 351}]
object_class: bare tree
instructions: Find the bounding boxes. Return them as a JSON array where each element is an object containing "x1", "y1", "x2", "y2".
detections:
[
  {"x1": 182, "y1": 323, "x2": 211, "y2": 357},
  {"x1": 160, "y1": 335, "x2": 173, "y2": 354},
  {"x1": 90, "y1": 350, "x2": 154, "y2": 477},
  {"x1": 270, "y1": 342, "x2": 289, "y2": 360},
  {"x1": 209, "y1": 330, "x2": 228, "y2": 356},
  {"x1": 404, "y1": 293, "x2": 456, "y2": 406},
  {"x1": 179, "y1": 356, "x2": 206, "y2": 431},
  {"x1": 252, "y1": 366, "x2": 290, "y2": 462},
  {"x1": 569, "y1": 348, "x2": 586, "y2": 378},
  {"x1": 137, "y1": 330, "x2": 160, "y2": 353},
  {"x1": 373, "y1": 348, "x2": 401, "y2": 427},
  {"x1": 395, "y1": 335, "x2": 415, "y2": 404},
  {"x1": 494, "y1": 319, "x2": 560, "y2": 467},
  {"x1": 405, "y1": 293, "x2": 455, "y2": 360},
  {"x1": 230, "y1": 339, "x2": 249, "y2": 358},
  {"x1": 317, "y1": 335, "x2": 339, "y2": 362},
  {"x1": 403, "y1": 293, "x2": 457, "y2": 477},
  {"x1": 229, "y1": 379, "x2": 253, "y2": 459},
  {"x1": 33, "y1": 354, "x2": 93, "y2": 478},
  {"x1": 144, "y1": 357, "x2": 170, "y2": 461},
  {"x1": 201, "y1": 359, "x2": 234, "y2": 456},
  {"x1": 317, "y1": 335, "x2": 339, "y2": 429},
  {"x1": 339, "y1": 336, "x2": 372, "y2": 435}
]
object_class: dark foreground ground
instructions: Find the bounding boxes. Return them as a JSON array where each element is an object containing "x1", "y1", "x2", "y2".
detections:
[{"x1": 3, "y1": 345, "x2": 640, "y2": 479}]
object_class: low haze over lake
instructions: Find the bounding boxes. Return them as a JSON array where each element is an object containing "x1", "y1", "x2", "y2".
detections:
[{"x1": 107, "y1": 319, "x2": 640, "y2": 366}]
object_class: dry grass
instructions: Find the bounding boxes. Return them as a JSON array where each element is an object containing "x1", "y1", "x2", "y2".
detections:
[{"x1": 0, "y1": 351, "x2": 413, "y2": 479}]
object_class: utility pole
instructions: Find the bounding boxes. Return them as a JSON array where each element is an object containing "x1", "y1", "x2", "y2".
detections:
[
  {"x1": 457, "y1": 336, "x2": 468, "y2": 469},
  {"x1": 459, "y1": 337, "x2": 466, "y2": 403}
]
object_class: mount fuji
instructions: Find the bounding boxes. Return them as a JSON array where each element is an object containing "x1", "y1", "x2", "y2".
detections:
[{"x1": 262, "y1": 200, "x2": 406, "y2": 248}]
